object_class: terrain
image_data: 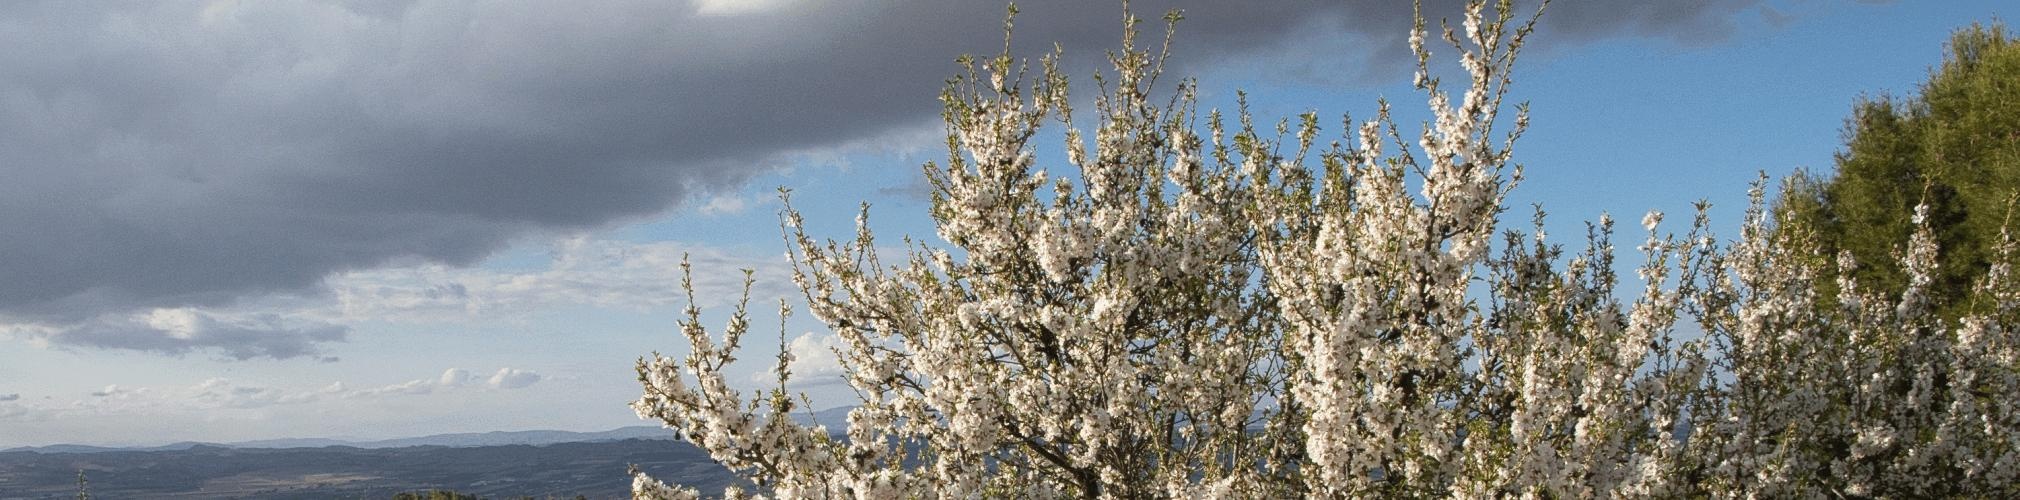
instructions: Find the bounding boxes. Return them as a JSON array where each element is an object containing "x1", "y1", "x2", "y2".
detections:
[
  {"x1": 0, "y1": 438, "x2": 736, "y2": 499},
  {"x1": 0, "y1": 408, "x2": 860, "y2": 498}
]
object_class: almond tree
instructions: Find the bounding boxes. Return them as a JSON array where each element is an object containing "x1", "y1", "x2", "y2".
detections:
[{"x1": 631, "y1": 1, "x2": 2019, "y2": 498}]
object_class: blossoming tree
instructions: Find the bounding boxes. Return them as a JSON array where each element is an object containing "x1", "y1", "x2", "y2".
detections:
[{"x1": 631, "y1": 1, "x2": 2020, "y2": 497}]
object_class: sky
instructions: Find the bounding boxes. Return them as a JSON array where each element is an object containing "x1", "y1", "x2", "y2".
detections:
[{"x1": 0, "y1": 0, "x2": 2009, "y2": 447}]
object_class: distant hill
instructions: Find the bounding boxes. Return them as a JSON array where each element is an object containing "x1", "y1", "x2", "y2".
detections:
[
  {"x1": 0, "y1": 426, "x2": 677, "y2": 454},
  {"x1": 0, "y1": 441, "x2": 226, "y2": 454},
  {"x1": 3, "y1": 406, "x2": 860, "y2": 454},
  {"x1": 789, "y1": 405, "x2": 858, "y2": 431},
  {"x1": 339, "y1": 426, "x2": 680, "y2": 450},
  {"x1": 0, "y1": 408, "x2": 867, "y2": 497},
  {"x1": 0, "y1": 438, "x2": 738, "y2": 499}
]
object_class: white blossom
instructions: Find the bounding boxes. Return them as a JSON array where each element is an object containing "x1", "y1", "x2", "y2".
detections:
[{"x1": 631, "y1": 2, "x2": 2020, "y2": 498}]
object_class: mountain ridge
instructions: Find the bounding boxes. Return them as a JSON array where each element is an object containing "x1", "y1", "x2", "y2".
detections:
[
  {"x1": 0, "y1": 426, "x2": 675, "y2": 454},
  {"x1": 2, "y1": 406, "x2": 857, "y2": 454}
]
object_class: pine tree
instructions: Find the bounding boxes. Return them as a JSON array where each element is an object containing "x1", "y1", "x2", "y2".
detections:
[{"x1": 1782, "y1": 22, "x2": 2020, "y2": 316}]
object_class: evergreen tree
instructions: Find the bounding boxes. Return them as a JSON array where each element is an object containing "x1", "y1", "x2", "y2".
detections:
[{"x1": 1782, "y1": 22, "x2": 2020, "y2": 315}]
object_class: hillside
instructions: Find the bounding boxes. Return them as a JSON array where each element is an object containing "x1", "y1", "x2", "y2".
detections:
[{"x1": 0, "y1": 439, "x2": 736, "y2": 499}]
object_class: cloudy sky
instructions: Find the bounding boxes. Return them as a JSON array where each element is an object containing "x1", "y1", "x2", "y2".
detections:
[{"x1": 0, "y1": 0, "x2": 2007, "y2": 447}]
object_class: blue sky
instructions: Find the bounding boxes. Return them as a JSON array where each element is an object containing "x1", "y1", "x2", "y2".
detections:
[{"x1": 0, "y1": 0, "x2": 2009, "y2": 447}]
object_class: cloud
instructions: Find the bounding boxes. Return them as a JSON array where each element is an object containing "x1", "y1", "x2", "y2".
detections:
[
  {"x1": 696, "y1": 194, "x2": 756, "y2": 217},
  {"x1": 694, "y1": 0, "x2": 805, "y2": 17},
  {"x1": 128, "y1": 369, "x2": 529, "y2": 411},
  {"x1": 6, "y1": 308, "x2": 345, "y2": 360},
  {"x1": 0, "y1": 370, "x2": 539, "y2": 431},
  {"x1": 486, "y1": 368, "x2": 543, "y2": 390},
  {"x1": 0, "y1": 1, "x2": 1767, "y2": 358},
  {"x1": 322, "y1": 237, "x2": 797, "y2": 323},
  {"x1": 876, "y1": 176, "x2": 937, "y2": 205},
  {"x1": 191, "y1": 368, "x2": 538, "y2": 408},
  {"x1": 755, "y1": 332, "x2": 849, "y2": 388},
  {"x1": 1, "y1": 236, "x2": 786, "y2": 359},
  {"x1": 438, "y1": 368, "x2": 474, "y2": 387},
  {"x1": 193, "y1": 378, "x2": 326, "y2": 409},
  {"x1": 1521, "y1": 0, "x2": 1765, "y2": 44},
  {"x1": 90, "y1": 385, "x2": 143, "y2": 398},
  {"x1": 353, "y1": 379, "x2": 437, "y2": 397}
]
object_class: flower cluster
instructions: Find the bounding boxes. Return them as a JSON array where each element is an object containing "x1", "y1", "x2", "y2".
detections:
[{"x1": 631, "y1": 1, "x2": 2019, "y2": 497}]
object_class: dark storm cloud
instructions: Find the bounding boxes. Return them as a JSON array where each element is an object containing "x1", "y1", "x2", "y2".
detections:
[
  {"x1": 1535, "y1": 0, "x2": 1765, "y2": 43},
  {"x1": 0, "y1": 0, "x2": 1767, "y2": 358}
]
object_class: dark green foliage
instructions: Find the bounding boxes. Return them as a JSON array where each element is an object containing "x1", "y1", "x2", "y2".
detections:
[{"x1": 1781, "y1": 22, "x2": 2020, "y2": 315}]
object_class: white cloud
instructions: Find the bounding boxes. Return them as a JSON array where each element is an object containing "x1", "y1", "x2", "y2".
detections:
[
  {"x1": 353, "y1": 379, "x2": 436, "y2": 398},
  {"x1": 4, "y1": 236, "x2": 797, "y2": 362},
  {"x1": 91, "y1": 385, "x2": 144, "y2": 398},
  {"x1": 438, "y1": 368, "x2": 474, "y2": 387},
  {"x1": 193, "y1": 378, "x2": 321, "y2": 409},
  {"x1": 18, "y1": 367, "x2": 538, "y2": 418},
  {"x1": 754, "y1": 332, "x2": 848, "y2": 388},
  {"x1": 487, "y1": 368, "x2": 543, "y2": 389},
  {"x1": 0, "y1": 367, "x2": 571, "y2": 445},
  {"x1": 321, "y1": 237, "x2": 797, "y2": 324},
  {"x1": 697, "y1": 193, "x2": 755, "y2": 216}
]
